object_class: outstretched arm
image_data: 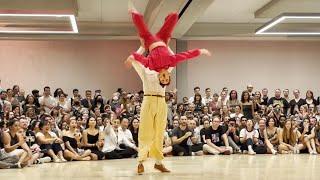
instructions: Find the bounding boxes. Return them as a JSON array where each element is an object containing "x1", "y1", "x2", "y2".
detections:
[
  {"x1": 169, "y1": 48, "x2": 211, "y2": 66},
  {"x1": 125, "y1": 46, "x2": 146, "y2": 78}
]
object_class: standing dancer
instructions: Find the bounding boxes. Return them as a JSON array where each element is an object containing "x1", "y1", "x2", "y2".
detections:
[{"x1": 126, "y1": 1, "x2": 211, "y2": 175}]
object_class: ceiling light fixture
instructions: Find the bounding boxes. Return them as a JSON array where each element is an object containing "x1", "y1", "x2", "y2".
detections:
[
  {"x1": 255, "y1": 13, "x2": 320, "y2": 35},
  {"x1": 0, "y1": 13, "x2": 78, "y2": 34}
]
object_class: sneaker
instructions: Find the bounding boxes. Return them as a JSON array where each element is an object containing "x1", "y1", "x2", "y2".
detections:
[
  {"x1": 59, "y1": 157, "x2": 67, "y2": 162},
  {"x1": 53, "y1": 158, "x2": 61, "y2": 163},
  {"x1": 39, "y1": 157, "x2": 52, "y2": 163},
  {"x1": 248, "y1": 150, "x2": 256, "y2": 155},
  {"x1": 311, "y1": 151, "x2": 318, "y2": 155},
  {"x1": 10, "y1": 162, "x2": 22, "y2": 169},
  {"x1": 271, "y1": 149, "x2": 278, "y2": 155}
]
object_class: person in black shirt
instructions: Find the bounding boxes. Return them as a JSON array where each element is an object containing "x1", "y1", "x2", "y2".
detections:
[
  {"x1": 225, "y1": 118, "x2": 241, "y2": 153},
  {"x1": 203, "y1": 116, "x2": 232, "y2": 155},
  {"x1": 81, "y1": 90, "x2": 94, "y2": 110},
  {"x1": 171, "y1": 116, "x2": 197, "y2": 156},
  {"x1": 200, "y1": 119, "x2": 210, "y2": 144},
  {"x1": 261, "y1": 88, "x2": 269, "y2": 106},
  {"x1": 289, "y1": 89, "x2": 306, "y2": 115},
  {"x1": 268, "y1": 89, "x2": 289, "y2": 115}
]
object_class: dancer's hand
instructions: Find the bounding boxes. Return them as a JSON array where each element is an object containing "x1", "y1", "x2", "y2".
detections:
[
  {"x1": 200, "y1": 49, "x2": 212, "y2": 56},
  {"x1": 124, "y1": 55, "x2": 133, "y2": 69},
  {"x1": 139, "y1": 38, "x2": 145, "y2": 48}
]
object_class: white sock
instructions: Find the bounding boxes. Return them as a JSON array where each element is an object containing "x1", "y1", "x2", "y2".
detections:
[{"x1": 248, "y1": 145, "x2": 253, "y2": 151}]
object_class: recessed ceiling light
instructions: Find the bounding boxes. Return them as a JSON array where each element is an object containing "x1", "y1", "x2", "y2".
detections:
[
  {"x1": 255, "y1": 13, "x2": 320, "y2": 35},
  {"x1": 0, "y1": 14, "x2": 78, "y2": 34}
]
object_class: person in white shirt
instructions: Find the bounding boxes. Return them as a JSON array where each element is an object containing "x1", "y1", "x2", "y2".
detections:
[
  {"x1": 118, "y1": 118, "x2": 134, "y2": 144},
  {"x1": 218, "y1": 91, "x2": 228, "y2": 107},
  {"x1": 203, "y1": 88, "x2": 213, "y2": 105},
  {"x1": 38, "y1": 86, "x2": 56, "y2": 113},
  {"x1": 189, "y1": 87, "x2": 205, "y2": 104},
  {"x1": 102, "y1": 119, "x2": 138, "y2": 159},
  {"x1": 239, "y1": 119, "x2": 259, "y2": 155},
  {"x1": 230, "y1": 105, "x2": 244, "y2": 119},
  {"x1": 56, "y1": 93, "x2": 71, "y2": 113}
]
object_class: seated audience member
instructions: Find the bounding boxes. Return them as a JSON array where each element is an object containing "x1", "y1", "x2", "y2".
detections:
[
  {"x1": 163, "y1": 130, "x2": 173, "y2": 156},
  {"x1": 171, "y1": 116, "x2": 198, "y2": 156},
  {"x1": 314, "y1": 120, "x2": 320, "y2": 153},
  {"x1": 38, "y1": 86, "x2": 57, "y2": 113},
  {"x1": 0, "y1": 121, "x2": 21, "y2": 169},
  {"x1": 298, "y1": 118, "x2": 317, "y2": 155},
  {"x1": 203, "y1": 116, "x2": 233, "y2": 155},
  {"x1": 200, "y1": 119, "x2": 211, "y2": 144},
  {"x1": 268, "y1": 104, "x2": 284, "y2": 127},
  {"x1": 19, "y1": 117, "x2": 47, "y2": 164},
  {"x1": 36, "y1": 118, "x2": 66, "y2": 162},
  {"x1": 257, "y1": 119, "x2": 277, "y2": 155},
  {"x1": 82, "y1": 117, "x2": 105, "y2": 160},
  {"x1": 187, "y1": 119, "x2": 204, "y2": 156},
  {"x1": 81, "y1": 90, "x2": 94, "y2": 110},
  {"x1": 230, "y1": 105, "x2": 243, "y2": 119},
  {"x1": 239, "y1": 119, "x2": 259, "y2": 155},
  {"x1": 278, "y1": 120, "x2": 303, "y2": 154},
  {"x1": 102, "y1": 119, "x2": 138, "y2": 159},
  {"x1": 265, "y1": 117, "x2": 279, "y2": 148},
  {"x1": 225, "y1": 118, "x2": 241, "y2": 153},
  {"x1": 63, "y1": 118, "x2": 92, "y2": 161},
  {"x1": 118, "y1": 118, "x2": 135, "y2": 145},
  {"x1": 2, "y1": 119, "x2": 32, "y2": 165},
  {"x1": 128, "y1": 117, "x2": 139, "y2": 147}
]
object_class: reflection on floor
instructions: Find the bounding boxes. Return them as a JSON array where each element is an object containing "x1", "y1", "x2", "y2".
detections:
[{"x1": 1, "y1": 154, "x2": 320, "y2": 180}]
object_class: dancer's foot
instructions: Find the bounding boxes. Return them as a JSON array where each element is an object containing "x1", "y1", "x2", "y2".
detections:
[
  {"x1": 128, "y1": 0, "x2": 138, "y2": 14},
  {"x1": 154, "y1": 164, "x2": 170, "y2": 173},
  {"x1": 137, "y1": 163, "x2": 144, "y2": 175}
]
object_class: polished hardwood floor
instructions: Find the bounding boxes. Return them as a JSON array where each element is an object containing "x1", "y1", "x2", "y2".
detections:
[{"x1": 1, "y1": 154, "x2": 320, "y2": 180}]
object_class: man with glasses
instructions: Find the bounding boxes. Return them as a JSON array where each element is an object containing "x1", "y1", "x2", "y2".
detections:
[{"x1": 203, "y1": 116, "x2": 233, "y2": 155}]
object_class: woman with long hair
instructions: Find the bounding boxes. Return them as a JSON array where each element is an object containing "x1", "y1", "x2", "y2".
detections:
[
  {"x1": 227, "y1": 90, "x2": 240, "y2": 113},
  {"x1": 2, "y1": 119, "x2": 31, "y2": 165},
  {"x1": 240, "y1": 91, "x2": 254, "y2": 120},
  {"x1": 298, "y1": 118, "x2": 317, "y2": 154},
  {"x1": 266, "y1": 117, "x2": 279, "y2": 147},
  {"x1": 278, "y1": 120, "x2": 303, "y2": 154},
  {"x1": 82, "y1": 117, "x2": 105, "y2": 160},
  {"x1": 193, "y1": 93, "x2": 204, "y2": 113},
  {"x1": 128, "y1": 117, "x2": 139, "y2": 146},
  {"x1": 305, "y1": 90, "x2": 318, "y2": 107}
]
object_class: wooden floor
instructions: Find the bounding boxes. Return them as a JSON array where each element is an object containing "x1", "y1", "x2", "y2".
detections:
[{"x1": 1, "y1": 155, "x2": 320, "y2": 180}]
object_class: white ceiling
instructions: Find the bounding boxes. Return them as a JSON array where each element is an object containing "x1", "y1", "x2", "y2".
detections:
[
  {"x1": 197, "y1": 0, "x2": 271, "y2": 23},
  {"x1": 77, "y1": 0, "x2": 149, "y2": 22}
]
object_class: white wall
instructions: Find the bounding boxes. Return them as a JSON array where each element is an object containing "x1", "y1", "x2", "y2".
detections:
[
  {"x1": 180, "y1": 40, "x2": 320, "y2": 99},
  {"x1": 0, "y1": 40, "x2": 176, "y2": 97}
]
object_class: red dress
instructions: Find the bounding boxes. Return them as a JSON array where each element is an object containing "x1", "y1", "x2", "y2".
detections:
[{"x1": 131, "y1": 11, "x2": 201, "y2": 72}]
